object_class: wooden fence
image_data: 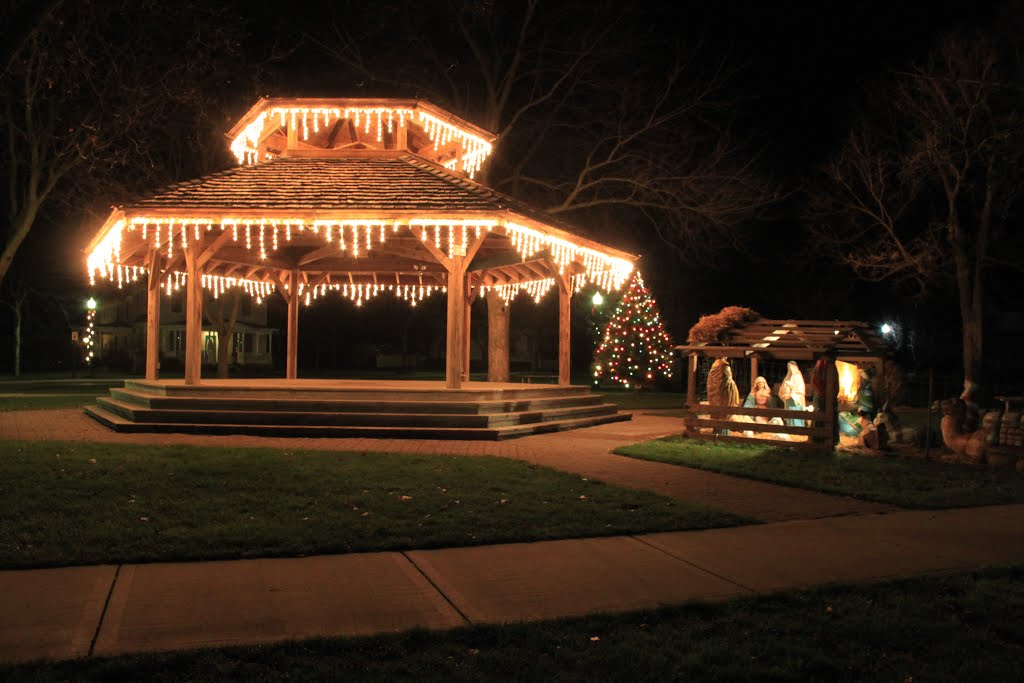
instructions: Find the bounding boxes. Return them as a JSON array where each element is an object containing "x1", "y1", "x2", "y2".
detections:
[{"x1": 681, "y1": 403, "x2": 837, "y2": 450}]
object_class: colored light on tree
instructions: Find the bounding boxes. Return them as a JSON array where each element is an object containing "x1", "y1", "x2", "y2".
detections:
[{"x1": 592, "y1": 273, "x2": 673, "y2": 389}]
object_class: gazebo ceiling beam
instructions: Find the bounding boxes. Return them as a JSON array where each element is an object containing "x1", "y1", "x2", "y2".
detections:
[
  {"x1": 209, "y1": 254, "x2": 294, "y2": 271},
  {"x1": 296, "y1": 243, "x2": 344, "y2": 266},
  {"x1": 381, "y1": 243, "x2": 448, "y2": 265},
  {"x1": 409, "y1": 226, "x2": 452, "y2": 271},
  {"x1": 196, "y1": 229, "x2": 236, "y2": 269}
]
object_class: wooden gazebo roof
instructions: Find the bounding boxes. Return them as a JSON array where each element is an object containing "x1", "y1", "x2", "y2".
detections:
[
  {"x1": 84, "y1": 98, "x2": 636, "y2": 303},
  {"x1": 676, "y1": 318, "x2": 891, "y2": 361}
]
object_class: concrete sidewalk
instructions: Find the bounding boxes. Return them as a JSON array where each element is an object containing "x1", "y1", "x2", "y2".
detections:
[{"x1": 3, "y1": 504, "x2": 1022, "y2": 665}]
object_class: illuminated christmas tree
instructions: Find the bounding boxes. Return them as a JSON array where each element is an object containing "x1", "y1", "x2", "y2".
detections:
[{"x1": 592, "y1": 273, "x2": 673, "y2": 389}]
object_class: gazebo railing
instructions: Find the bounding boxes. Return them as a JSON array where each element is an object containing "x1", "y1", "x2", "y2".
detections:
[{"x1": 681, "y1": 403, "x2": 835, "y2": 449}]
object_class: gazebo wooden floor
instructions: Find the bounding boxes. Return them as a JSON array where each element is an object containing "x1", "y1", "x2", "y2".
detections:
[{"x1": 83, "y1": 379, "x2": 631, "y2": 440}]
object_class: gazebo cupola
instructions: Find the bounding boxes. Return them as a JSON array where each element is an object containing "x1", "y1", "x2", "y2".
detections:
[
  {"x1": 228, "y1": 98, "x2": 495, "y2": 178},
  {"x1": 84, "y1": 97, "x2": 637, "y2": 389}
]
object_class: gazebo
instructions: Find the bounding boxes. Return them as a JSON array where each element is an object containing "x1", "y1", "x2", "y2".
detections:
[
  {"x1": 81, "y1": 98, "x2": 637, "y2": 438},
  {"x1": 675, "y1": 318, "x2": 891, "y2": 447}
]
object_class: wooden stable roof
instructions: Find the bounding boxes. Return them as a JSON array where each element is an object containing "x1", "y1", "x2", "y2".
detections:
[{"x1": 675, "y1": 318, "x2": 891, "y2": 361}]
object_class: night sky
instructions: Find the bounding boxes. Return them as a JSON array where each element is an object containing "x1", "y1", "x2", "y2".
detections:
[{"x1": 4, "y1": 0, "x2": 1015, "y2": 377}]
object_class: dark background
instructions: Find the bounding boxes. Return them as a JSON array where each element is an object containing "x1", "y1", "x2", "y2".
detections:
[{"x1": 2, "y1": 0, "x2": 1018, "y2": 392}]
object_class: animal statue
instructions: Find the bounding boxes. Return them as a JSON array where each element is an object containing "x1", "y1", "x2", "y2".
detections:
[
  {"x1": 873, "y1": 401, "x2": 927, "y2": 446},
  {"x1": 960, "y1": 380, "x2": 981, "y2": 432},
  {"x1": 858, "y1": 411, "x2": 888, "y2": 450},
  {"x1": 940, "y1": 398, "x2": 991, "y2": 463}
]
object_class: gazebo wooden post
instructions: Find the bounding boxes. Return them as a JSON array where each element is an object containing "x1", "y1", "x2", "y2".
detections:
[
  {"x1": 183, "y1": 243, "x2": 203, "y2": 385},
  {"x1": 445, "y1": 255, "x2": 468, "y2": 389},
  {"x1": 286, "y1": 268, "x2": 300, "y2": 380},
  {"x1": 145, "y1": 248, "x2": 162, "y2": 380},
  {"x1": 557, "y1": 272, "x2": 572, "y2": 386},
  {"x1": 463, "y1": 282, "x2": 476, "y2": 381}
]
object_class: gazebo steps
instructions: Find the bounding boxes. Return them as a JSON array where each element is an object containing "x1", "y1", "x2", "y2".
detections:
[
  {"x1": 107, "y1": 387, "x2": 606, "y2": 415},
  {"x1": 83, "y1": 380, "x2": 632, "y2": 439},
  {"x1": 121, "y1": 379, "x2": 594, "y2": 402},
  {"x1": 93, "y1": 396, "x2": 618, "y2": 428},
  {"x1": 82, "y1": 404, "x2": 631, "y2": 440}
]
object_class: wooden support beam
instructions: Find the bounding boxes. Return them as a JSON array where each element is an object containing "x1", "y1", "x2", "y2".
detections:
[
  {"x1": 393, "y1": 117, "x2": 407, "y2": 150},
  {"x1": 145, "y1": 249, "x2": 162, "y2": 380},
  {"x1": 196, "y1": 229, "x2": 235, "y2": 269},
  {"x1": 183, "y1": 244, "x2": 203, "y2": 385},
  {"x1": 464, "y1": 284, "x2": 477, "y2": 379},
  {"x1": 287, "y1": 121, "x2": 297, "y2": 150},
  {"x1": 557, "y1": 272, "x2": 571, "y2": 386},
  {"x1": 446, "y1": 255, "x2": 468, "y2": 388},
  {"x1": 686, "y1": 353, "x2": 698, "y2": 407},
  {"x1": 286, "y1": 268, "x2": 299, "y2": 380},
  {"x1": 824, "y1": 355, "x2": 839, "y2": 449},
  {"x1": 409, "y1": 227, "x2": 453, "y2": 271},
  {"x1": 296, "y1": 243, "x2": 343, "y2": 266},
  {"x1": 464, "y1": 233, "x2": 487, "y2": 264},
  {"x1": 325, "y1": 118, "x2": 344, "y2": 148}
]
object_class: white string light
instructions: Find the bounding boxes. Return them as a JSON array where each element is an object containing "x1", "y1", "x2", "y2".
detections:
[{"x1": 87, "y1": 218, "x2": 633, "y2": 296}]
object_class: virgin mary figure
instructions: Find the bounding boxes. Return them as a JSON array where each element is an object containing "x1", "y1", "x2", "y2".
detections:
[{"x1": 780, "y1": 361, "x2": 807, "y2": 427}]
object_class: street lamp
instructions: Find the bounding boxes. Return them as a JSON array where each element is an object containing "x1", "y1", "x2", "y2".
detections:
[
  {"x1": 592, "y1": 291, "x2": 603, "y2": 306},
  {"x1": 880, "y1": 322, "x2": 893, "y2": 335},
  {"x1": 86, "y1": 297, "x2": 97, "y2": 310}
]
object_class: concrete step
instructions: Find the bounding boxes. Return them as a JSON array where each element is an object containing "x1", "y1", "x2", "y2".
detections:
[{"x1": 83, "y1": 404, "x2": 632, "y2": 440}]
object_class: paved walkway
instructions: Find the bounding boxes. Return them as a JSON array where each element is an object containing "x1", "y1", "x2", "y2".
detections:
[
  {"x1": 2, "y1": 504, "x2": 1022, "y2": 664},
  {"x1": 0, "y1": 408, "x2": 1020, "y2": 665},
  {"x1": 1, "y1": 409, "x2": 893, "y2": 521}
]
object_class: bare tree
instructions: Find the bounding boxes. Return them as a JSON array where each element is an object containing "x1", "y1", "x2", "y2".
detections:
[
  {"x1": 809, "y1": 31, "x2": 1024, "y2": 384},
  {"x1": 311, "y1": 1, "x2": 775, "y2": 380},
  {"x1": 0, "y1": 275, "x2": 31, "y2": 376},
  {"x1": 0, "y1": 0, "x2": 247, "y2": 289}
]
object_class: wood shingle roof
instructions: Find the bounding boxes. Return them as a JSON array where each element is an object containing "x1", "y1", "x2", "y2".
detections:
[{"x1": 126, "y1": 155, "x2": 516, "y2": 214}]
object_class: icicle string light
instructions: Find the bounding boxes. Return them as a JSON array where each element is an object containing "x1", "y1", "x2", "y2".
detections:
[
  {"x1": 87, "y1": 218, "x2": 632, "y2": 295},
  {"x1": 296, "y1": 281, "x2": 442, "y2": 307},
  {"x1": 504, "y1": 222, "x2": 632, "y2": 291},
  {"x1": 479, "y1": 278, "x2": 557, "y2": 304},
  {"x1": 229, "y1": 105, "x2": 493, "y2": 177}
]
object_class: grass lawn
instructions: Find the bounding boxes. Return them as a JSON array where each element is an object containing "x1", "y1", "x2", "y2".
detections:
[
  {"x1": 597, "y1": 390, "x2": 683, "y2": 410},
  {"x1": 0, "y1": 395, "x2": 96, "y2": 411},
  {"x1": 5, "y1": 566, "x2": 1022, "y2": 682},
  {"x1": 0, "y1": 440, "x2": 746, "y2": 569},
  {"x1": 615, "y1": 436, "x2": 1024, "y2": 508}
]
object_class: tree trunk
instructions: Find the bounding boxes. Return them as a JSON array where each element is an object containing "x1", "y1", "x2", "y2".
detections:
[
  {"x1": 213, "y1": 291, "x2": 241, "y2": 379},
  {"x1": 952, "y1": 226, "x2": 984, "y2": 386},
  {"x1": 13, "y1": 305, "x2": 21, "y2": 377},
  {"x1": 216, "y1": 332, "x2": 231, "y2": 378},
  {"x1": 0, "y1": 204, "x2": 38, "y2": 289},
  {"x1": 486, "y1": 290, "x2": 510, "y2": 382}
]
